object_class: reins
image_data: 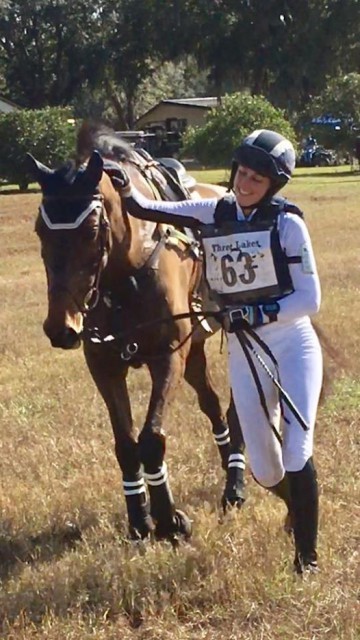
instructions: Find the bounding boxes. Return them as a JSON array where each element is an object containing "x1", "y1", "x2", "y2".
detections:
[
  {"x1": 83, "y1": 306, "x2": 309, "y2": 436},
  {"x1": 84, "y1": 303, "x2": 204, "y2": 361}
]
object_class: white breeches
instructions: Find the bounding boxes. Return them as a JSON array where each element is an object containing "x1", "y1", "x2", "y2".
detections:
[{"x1": 227, "y1": 318, "x2": 323, "y2": 487}]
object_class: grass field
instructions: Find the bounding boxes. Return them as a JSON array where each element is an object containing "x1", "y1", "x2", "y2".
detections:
[{"x1": 0, "y1": 167, "x2": 359, "y2": 639}]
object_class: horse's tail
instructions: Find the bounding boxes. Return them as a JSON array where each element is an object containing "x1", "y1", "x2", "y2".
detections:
[{"x1": 312, "y1": 320, "x2": 346, "y2": 403}]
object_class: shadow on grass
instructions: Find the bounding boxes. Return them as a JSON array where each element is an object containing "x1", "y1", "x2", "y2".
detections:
[
  {"x1": 0, "y1": 521, "x2": 84, "y2": 581},
  {"x1": 0, "y1": 517, "x2": 154, "y2": 631},
  {"x1": 0, "y1": 187, "x2": 40, "y2": 195},
  {"x1": 294, "y1": 169, "x2": 359, "y2": 179}
]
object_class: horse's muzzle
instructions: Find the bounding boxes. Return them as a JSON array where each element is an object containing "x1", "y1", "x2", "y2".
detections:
[{"x1": 44, "y1": 324, "x2": 82, "y2": 350}]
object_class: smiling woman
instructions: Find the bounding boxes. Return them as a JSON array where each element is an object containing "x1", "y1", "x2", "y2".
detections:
[{"x1": 232, "y1": 166, "x2": 271, "y2": 210}]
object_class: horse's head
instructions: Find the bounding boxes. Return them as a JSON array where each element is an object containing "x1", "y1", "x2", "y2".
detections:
[{"x1": 28, "y1": 151, "x2": 112, "y2": 349}]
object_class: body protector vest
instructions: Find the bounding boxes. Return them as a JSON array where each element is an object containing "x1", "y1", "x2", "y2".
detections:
[{"x1": 200, "y1": 194, "x2": 303, "y2": 307}]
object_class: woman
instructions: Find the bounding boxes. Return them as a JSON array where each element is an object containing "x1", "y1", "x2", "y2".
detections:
[{"x1": 118, "y1": 129, "x2": 323, "y2": 575}]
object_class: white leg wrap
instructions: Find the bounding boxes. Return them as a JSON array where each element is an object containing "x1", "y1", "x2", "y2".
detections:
[
  {"x1": 144, "y1": 462, "x2": 169, "y2": 486},
  {"x1": 123, "y1": 477, "x2": 146, "y2": 496},
  {"x1": 228, "y1": 453, "x2": 245, "y2": 469},
  {"x1": 214, "y1": 427, "x2": 230, "y2": 446}
]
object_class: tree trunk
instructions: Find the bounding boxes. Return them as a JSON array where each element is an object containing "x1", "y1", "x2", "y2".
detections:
[{"x1": 104, "y1": 78, "x2": 128, "y2": 130}]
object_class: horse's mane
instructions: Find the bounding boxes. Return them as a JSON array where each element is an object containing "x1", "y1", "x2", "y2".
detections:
[{"x1": 76, "y1": 121, "x2": 135, "y2": 166}]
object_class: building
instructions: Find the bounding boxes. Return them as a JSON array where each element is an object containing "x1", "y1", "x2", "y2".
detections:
[
  {"x1": 135, "y1": 97, "x2": 219, "y2": 157},
  {"x1": 136, "y1": 97, "x2": 219, "y2": 133},
  {"x1": 0, "y1": 95, "x2": 20, "y2": 113}
]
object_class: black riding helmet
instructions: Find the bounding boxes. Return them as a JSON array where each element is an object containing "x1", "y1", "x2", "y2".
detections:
[{"x1": 229, "y1": 129, "x2": 296, "y2": 197}]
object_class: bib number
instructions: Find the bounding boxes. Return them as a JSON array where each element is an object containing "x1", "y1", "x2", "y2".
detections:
[
  {"x1": 203, "y1": 228, "x2": 278, "y2": 296},
  {"x1": 221, "y1": 251, "x2": 257, "y2": 287}
]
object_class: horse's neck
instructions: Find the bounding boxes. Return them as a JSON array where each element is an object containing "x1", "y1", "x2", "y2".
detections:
[
  {"x1": 113, "y1": 212, "x2": 158, "y2": 267},
  {"x1": 99, "y1": 164, "x2": 164, "y2": 290},
  {"x1": 103, "y1": 196, "x2": 159, "y2": 290}
]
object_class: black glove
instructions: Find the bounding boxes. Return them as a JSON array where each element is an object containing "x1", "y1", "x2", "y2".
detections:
[
  {"x1": 116, "y1": 167, "x2": 131, "y2": 190},
  {"x1": 104, "y1": 162, "x2": 131, "y2": 193}
]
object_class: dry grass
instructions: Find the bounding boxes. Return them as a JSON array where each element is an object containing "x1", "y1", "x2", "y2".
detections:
[{"x1": 0, "y1": 171, "x2": 359, "y2": 639}]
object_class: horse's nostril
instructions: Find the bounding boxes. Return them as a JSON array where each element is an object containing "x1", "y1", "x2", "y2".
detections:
[{"x1": 47, "y1": 328, "x2": 81, "y2": 350}]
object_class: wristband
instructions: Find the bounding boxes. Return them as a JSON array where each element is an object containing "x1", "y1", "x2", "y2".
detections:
[{"x1": 261, "y1": 301, "x2": 280, "y2": 323}]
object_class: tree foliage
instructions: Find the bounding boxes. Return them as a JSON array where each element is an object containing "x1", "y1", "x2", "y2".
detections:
[
  {"x1": 296, "y1": 73, "x2": 360, "y2": 153},
  {"x1": 182, "y1": 92, "x2": 296, "y2": 166},
  {"x1": 96, "y1": 0, "x2": 163, "y2": 128},
  {"x1": 0, "y1": 0, "x2": 358, "y2": 132},
  {"x1": 0, "y1": 107, "x2": 75, "y2": 189},
  {"x1": 135, "y1": 56, "x2": 209, "y2": 121},
  {"x1": 0, "y1": 0, "x2": 102, "y2": 108}
]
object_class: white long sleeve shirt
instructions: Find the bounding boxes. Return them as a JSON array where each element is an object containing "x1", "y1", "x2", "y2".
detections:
[{"x1": 123, "y1": 187, "x2": 321, "y2": 325}]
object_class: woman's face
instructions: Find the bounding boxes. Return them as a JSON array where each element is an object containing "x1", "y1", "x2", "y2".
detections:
[{"x1": 233, "y1": 165, "x2": 271, "y2": 209}]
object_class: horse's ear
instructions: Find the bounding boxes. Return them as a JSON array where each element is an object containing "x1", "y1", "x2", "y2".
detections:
[
  {"x1": 26, "y1": 153, "x2": 54, "y2": 186},
  {"x1": 83, "y1": 150, "x2": 104, "y2": 186}
]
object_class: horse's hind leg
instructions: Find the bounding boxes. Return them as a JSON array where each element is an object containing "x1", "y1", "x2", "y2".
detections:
[
  {"x1": 184, "y1": 341, "x2": 230, "y2": 469},
  {"x1": 184, "y1": 341, "x2": 246, "y2": 509}
]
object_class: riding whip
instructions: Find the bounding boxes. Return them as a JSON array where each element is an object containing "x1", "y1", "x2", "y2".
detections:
[{"x1": 234, "y1": 326, "x2": 309, "y2": 433}]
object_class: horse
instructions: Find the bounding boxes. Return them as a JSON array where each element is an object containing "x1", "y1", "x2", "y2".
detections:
[{"x1": 26, "y1": 122, "x2": 246, "y2": 544}]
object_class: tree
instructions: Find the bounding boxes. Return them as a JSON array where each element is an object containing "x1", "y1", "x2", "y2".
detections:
[
  {"x1": 0, "y1": 0, "x2": 102, "y2": 108},
  {"x1": 177, "y1": 0, "x2": 360, "y2": 113},
  {"x1": 182, "y1": 92, "x2": 296, "y2": 166},
  {"x1": 135, "y1": 56, "x2": 209, "y2": 121},
  {"x1": 97, "y1": 0, "x2": 162, "y2": 128},
  {"x1": 0, "y1": 0, "x2": 359, "y2": 127},
  {"x1": 265, "y1": 0, "x2": 360, "y2": 111},
  {"x1": 296, "y1": 73, "x2": 360, "y2": 154}
]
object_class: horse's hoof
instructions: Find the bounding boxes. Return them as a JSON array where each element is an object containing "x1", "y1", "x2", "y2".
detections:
[
  {"x1": 221, "y1": 487, "x2": 246, "y2": 514},
  {"x1": 128, "y1": 527, "x2": 148, "y2": 541},
  {"x1": 128, "y1": 517, "x2": 155, "y2": 541},
  {"x1": 173, "y1": 509, "x2": 192, "y2": 540},
  {"x1": 155, "y1": 509, "x2": 192, "y2": 545}
]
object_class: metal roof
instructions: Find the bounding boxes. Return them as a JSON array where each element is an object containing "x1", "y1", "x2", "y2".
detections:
[
  {"x1": 0, "y1": 95, "x2": 21, "y2": 111},
  {"x1": 162, "y1": 97, "x2": 219, "y2": 108}
]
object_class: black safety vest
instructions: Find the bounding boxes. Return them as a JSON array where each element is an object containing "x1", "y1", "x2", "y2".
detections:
[
  {"x1": 200, "y1": 194, "x2": 303, "y2": 306},
  {"x1": 213, "y1": 193, "x2": 304, "y2": 225}
]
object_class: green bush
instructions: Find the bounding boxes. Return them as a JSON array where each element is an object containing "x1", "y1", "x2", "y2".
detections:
[
  {"x1": 0, "y1": 107, "x2": 76, "y2": 190},
  {"x1": 182, "y1": 92, "x2": 296, "y2": 167}
]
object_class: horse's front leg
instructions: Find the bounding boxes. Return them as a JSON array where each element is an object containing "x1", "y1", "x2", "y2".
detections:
[
  {"x1": 84, "y1": 346, "x2": 154, "y2": 540},
  {"x1": 184, "y1": 342, "x2": 246, "y2": 510},
  {"x1": 139, "y1": 350, "x2": 192, "y2": 544}
]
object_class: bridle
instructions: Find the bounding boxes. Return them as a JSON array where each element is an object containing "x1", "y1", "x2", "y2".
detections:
[
  {"x1": 83, "y1": 203, "x2": 110, "y2": 313},
  {"x1": 39, "y1": 193, "x2": 110, "y2": 315}
]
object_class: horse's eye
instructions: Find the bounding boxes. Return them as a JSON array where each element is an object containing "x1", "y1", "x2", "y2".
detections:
[{"x1": 83, "y1": 227, "x2": 99, "y2": 240}]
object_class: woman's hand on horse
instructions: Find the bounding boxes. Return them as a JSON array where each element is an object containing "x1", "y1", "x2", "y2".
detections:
[
  {"x1": 108, "y1": 166, "x2": 132, "y2": 196},
  {"x1": 119, "y1": 168, "x2": 131, "y2": 191}
]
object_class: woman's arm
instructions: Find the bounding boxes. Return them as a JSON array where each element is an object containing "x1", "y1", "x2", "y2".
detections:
[
  {"x1": 277, "y1": 213, "x2": 321, "y2": 322},
  {"x1": 122, "y1": 184, "x2": 218, "y2": 228}
]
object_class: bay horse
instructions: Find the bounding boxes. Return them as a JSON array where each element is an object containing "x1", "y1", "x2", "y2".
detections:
[{"x1": 27, "y1": 123, "x2": 245, "y2": 544}]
